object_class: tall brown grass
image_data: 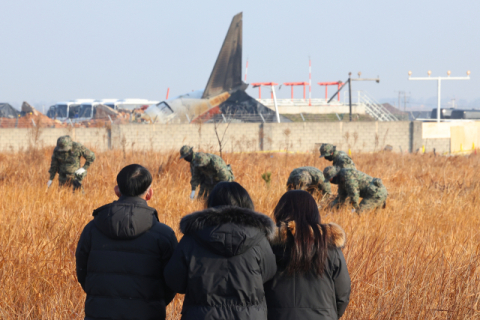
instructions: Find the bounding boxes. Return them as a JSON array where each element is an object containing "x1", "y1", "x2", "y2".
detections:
[{"x1": 0, "y1": 148, "x2": 479, "y2": 319}]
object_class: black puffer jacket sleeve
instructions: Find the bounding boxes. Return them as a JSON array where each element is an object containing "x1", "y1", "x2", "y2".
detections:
[
  {"x1": 164, "y1": 235, "x2": 194, "y2": 294},
  {"x1": 160, "y1": 229, "x2": 179, "y2": 305},
  {"x1": 258, "y1": 237, "x2": 277, "y2": 283},
  {"x1": 333, "y1": 248, "x2": 351, "y2": 318},
  {"x1": 75, "y1": 221, "x2": 94, "y2": 291}
]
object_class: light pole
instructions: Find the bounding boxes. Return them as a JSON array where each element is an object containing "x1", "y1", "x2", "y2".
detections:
[
  {"x1": 328, "y1": 72, "x2": 380, "y2": 121},
  {"x1": 408, "y1": 70, "x2": 470, "y2": 123}
]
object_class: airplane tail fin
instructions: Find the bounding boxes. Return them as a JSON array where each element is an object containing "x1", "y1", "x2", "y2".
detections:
[{"x1": 202, "y1": 12, "x2": 246, "y2": 99}]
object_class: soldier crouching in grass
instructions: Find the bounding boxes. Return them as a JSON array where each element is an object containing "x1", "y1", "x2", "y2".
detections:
[
  {"x1": 287, "y1": 166, "x2": 331, "y2": 197},
  {"x1": 319, "y1": 143, "x2": 356, "y2": 170},
  {"x1": 324, "y1": 166, "x2": 388, "y2": 214},
  {"x1": 179, "y1": 145, "x2": 234, "y2": 199},
  {"x1": 47, "y1": 135, "x2": 95, "y2": 192}
]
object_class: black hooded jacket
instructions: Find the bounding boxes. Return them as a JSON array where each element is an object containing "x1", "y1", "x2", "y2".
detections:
[
  {"x1": 75, "y1": 196, "x2": 178, "y2": 320},
  {"x1": 164, "y1": 206, "x2": 277, "y2": 320},
  {"x1": 264, "y1": 222, "x2": 351, "y2": 320}
]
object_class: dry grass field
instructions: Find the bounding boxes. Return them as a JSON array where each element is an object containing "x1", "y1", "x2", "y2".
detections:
[{"x1": 0, "y1": 147, "x2": 479, "y2": 319}]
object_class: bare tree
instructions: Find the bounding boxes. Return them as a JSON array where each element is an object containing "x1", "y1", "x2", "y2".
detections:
[{"x1": 213, "y1": 117, "x2": 231, "y2": 159}]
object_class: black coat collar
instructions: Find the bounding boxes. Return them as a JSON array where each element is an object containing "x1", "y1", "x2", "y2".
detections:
[{"x1": 180, "y1": 206, "x2": 275, "y2": 237}]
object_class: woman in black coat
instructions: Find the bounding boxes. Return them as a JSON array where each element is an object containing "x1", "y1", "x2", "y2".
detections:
[
  {"x1": 164, "y1": 182, "x2": 277, "y2": 320},
  {"x1": 264, "y1": 190, "x2": 351, "y2": 320}
]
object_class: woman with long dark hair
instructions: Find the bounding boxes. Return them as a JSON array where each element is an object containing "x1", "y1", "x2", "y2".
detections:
[
  {"x1": 264, "y1": 190, "x2": 351, "y2": 320},
  {"x1": 164, "y1": 182, "x2": 277, "y2": 320}
]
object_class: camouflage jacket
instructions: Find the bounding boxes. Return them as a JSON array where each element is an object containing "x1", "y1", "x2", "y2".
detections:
[
  {"x1": 335, "y1": 168, "x2": 386, "y2": 209},
  {"x1": 190, "y1": 152, "x2": 234, "y2": 191},
  {"x1": 287, "y1": 166, "x2": 331, "y2": 194},
  {"x1": 48, "y1": 142, "x2": 95, "y2": 180},
  {"x1": 332, "y1": 151, "x2": 356, "y2": 170}
]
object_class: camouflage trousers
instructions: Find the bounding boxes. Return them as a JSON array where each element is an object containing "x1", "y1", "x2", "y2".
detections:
[
  {"x1": 196, "y1": 183, "x2": 215, "y2": 199},
  {"x1": 196, "y1": 174, "x2": 234, "y2": 199},
  {"x1": 59, "y1": 174, "x2": 83, "y2": 192},
  {"x1": 357, "y1": 186, "x2": 388, "y2": 213},
  {"x1": 331, "y1": 186, "x2": 388, "y2": 213}
]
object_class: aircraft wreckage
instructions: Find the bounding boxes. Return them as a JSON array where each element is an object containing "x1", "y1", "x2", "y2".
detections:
[{"x1": 143, "y1": 12, "x2": 280, "y2": 124}]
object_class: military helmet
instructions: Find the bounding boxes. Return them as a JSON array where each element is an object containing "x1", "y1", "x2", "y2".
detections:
[
  {"x1": 319, "y1": 143, "x2": 336, "y2": 158},
  {"x1": 192, "y1": 153, "x2": 210, "y2": 167},
  {"x1": 290, "y1": 170, "x2": 312, "y2": 190},
  {"x1": 323, "y1": 166, "x2": 339, "y2": 181},
  {"x1": 56, "y1": 135, "x2": 73, "y2": 152},
  {"x1": 179, "y1": 145, "x2": 193, "y2": 159}
]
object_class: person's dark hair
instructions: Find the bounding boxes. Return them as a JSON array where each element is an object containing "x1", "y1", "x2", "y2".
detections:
[
  {"x1": 117, "y1": 164, "x2": 152, "y2": 197},
  {"x1": 274, "y1": 190, "x2": 328, "y2": 276},
  {"x1": 207, "y1": 181, "x2": 254, "y2": 210}
]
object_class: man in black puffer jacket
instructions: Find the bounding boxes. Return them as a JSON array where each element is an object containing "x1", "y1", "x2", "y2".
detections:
[
  {"x1": 164, "y1": 205, "x2": 277, "y2": 320},
  {"x1": 75, "y1": 164, "x2": 178, "y2": 320}
]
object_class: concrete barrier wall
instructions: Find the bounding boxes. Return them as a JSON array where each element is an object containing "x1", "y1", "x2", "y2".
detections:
[
  {"x1": 264, "y1": 105, "x2": 366, "y2": 115},
  {"x1": 261, "y1": 121, "x2": 412, "y2": 153},
  {"x1": 0, "y1": 121, "x2": 468, "y2": 154},
  {"x1": 0, "y1": 127, "x2": 109, "y2": 152},
  {"x1": 110, "y1": 123, "x2": 262, "y2": 153}
]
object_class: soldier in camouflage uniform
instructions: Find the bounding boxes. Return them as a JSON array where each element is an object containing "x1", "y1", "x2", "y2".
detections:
[
  {"x1": 287, "y1": 166, "x2": 331, "y2": 196},
  {"x1": 47, "y1": 136, "x2": 96, "y2": 191},
  {"x1": 323, "y1": 166, "x2": 387, "y2": 213},
  {"x1": 319, "y1": 143, "x2": 356, "y2": 170},
  {"x1": 179, "y1": 145, "x2": 234, "y2": 199}
]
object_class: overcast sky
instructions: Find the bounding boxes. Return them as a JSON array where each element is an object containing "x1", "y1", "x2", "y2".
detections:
[{"x1": 1, "y1": 0, "x2": 478, "y2": 110}]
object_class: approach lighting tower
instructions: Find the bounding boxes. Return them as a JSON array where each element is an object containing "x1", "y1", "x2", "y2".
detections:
[
  {"x1": 251, "y1": 82, "x2": 278, "y2": 99},
  {"x1": 283, "y1": 82, "x2": 309, "y2": 100},
  {"x1": 318, "y1": 82, "x2": 343, "y2": 101},
  {"x1": 408, "y1": 70, "x2": 471, "y2": 123}
]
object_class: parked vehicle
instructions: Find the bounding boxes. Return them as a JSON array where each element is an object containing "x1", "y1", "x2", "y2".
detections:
[
  {"x1": 76, "y1": 99, "x2": 118, "y2": 122},
  {"x1": 106, "y1": 99, "x2": 159, "y2": 111},
  {"x1": 450, "y1": 109, "x2": 480, "y2": 120},
  {"x1": 430, "y1": 108, "x2": 454, "y2": 119},
  {"x1": 46, "y1": 100, "x2": 94, "y2": 121},
  {"x1": 47, "y1": 99, "x2": 160, "y2": 122}
]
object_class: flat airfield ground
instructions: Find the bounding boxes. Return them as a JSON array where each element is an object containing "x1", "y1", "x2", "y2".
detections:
[{"x1": 0, "y1": 148, "x2": 479, "y2": 319}]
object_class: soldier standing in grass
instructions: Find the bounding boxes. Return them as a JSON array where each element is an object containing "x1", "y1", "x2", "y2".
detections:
[
  {"x1": 47, "y1": 135, "x2": 95, "y2": 191},
  {"x1": 286, "y1": 166, "x2": 331, "y2": 196},
  {"x1": 179, "y1": 145, "x2": 234, "y2": 199},
  {"x1": 319, "y1": 143, "x2": 356, "y2": 170},
  {"x1": 323, "y1": 166, "x2": 388, "y2": 214}
]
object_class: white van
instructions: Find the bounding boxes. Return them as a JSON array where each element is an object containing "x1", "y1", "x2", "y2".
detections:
[
  {"x1": 76, "y1": 99, "x2": 119, "y2": 122},
  {"x1": 110, "y1": 99, "x2": 159, "y2": 111},
  {"x1": 47, "y1": 99, "x2": 94, "y2": 121}
]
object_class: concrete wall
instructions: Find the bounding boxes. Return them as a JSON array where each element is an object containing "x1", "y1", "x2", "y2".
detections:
[
  {"x1": 0, "y1": 127, "x2": 109, "y2": 152},
  {"x1": 264, "y1": 122, "x2": 411, "y2": 152},
  {"x1": 111, "y1": 123, "x2": 261, "y2": 153},
  {"x1": 261, "y1": 121, "x2": 411, "y2": 153},
  {"x1": 264, "y1": 104, "x2": 366, "y2": 115},
  {"x1": 109, "y1": 122, "x2": 412, "y2": 154},
  {"x1": 1, "y1": 121, "x2": 473, "y2": 154},
  {"x1": 423, "y1": 138, "x2": 450, "y2": 154}
]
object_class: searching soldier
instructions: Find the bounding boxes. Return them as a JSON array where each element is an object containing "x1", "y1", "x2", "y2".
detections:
[
  {"x1": 47, "y1": 136, "x2": 95, "y2": 191},
  {"x1": 179, "y1": 145, "x2": 234, "y2": 199},
  {"x1": 286, "y1": 166, "x2": 331, "y2": 196},
  {"x1": 319, "y1": 143, "x2": 356, "y2": 170},
  {"x1": 323, "y1": 166, "x2": 387, "y2": 214}
]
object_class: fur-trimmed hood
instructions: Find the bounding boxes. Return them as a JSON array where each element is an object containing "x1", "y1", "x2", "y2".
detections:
[
  {"x1": 270, "y1": 221, "x2": 346, "y2": 249},
  {"x1": 180, "y1": 206, "x2": 275, "y2": 257}
]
